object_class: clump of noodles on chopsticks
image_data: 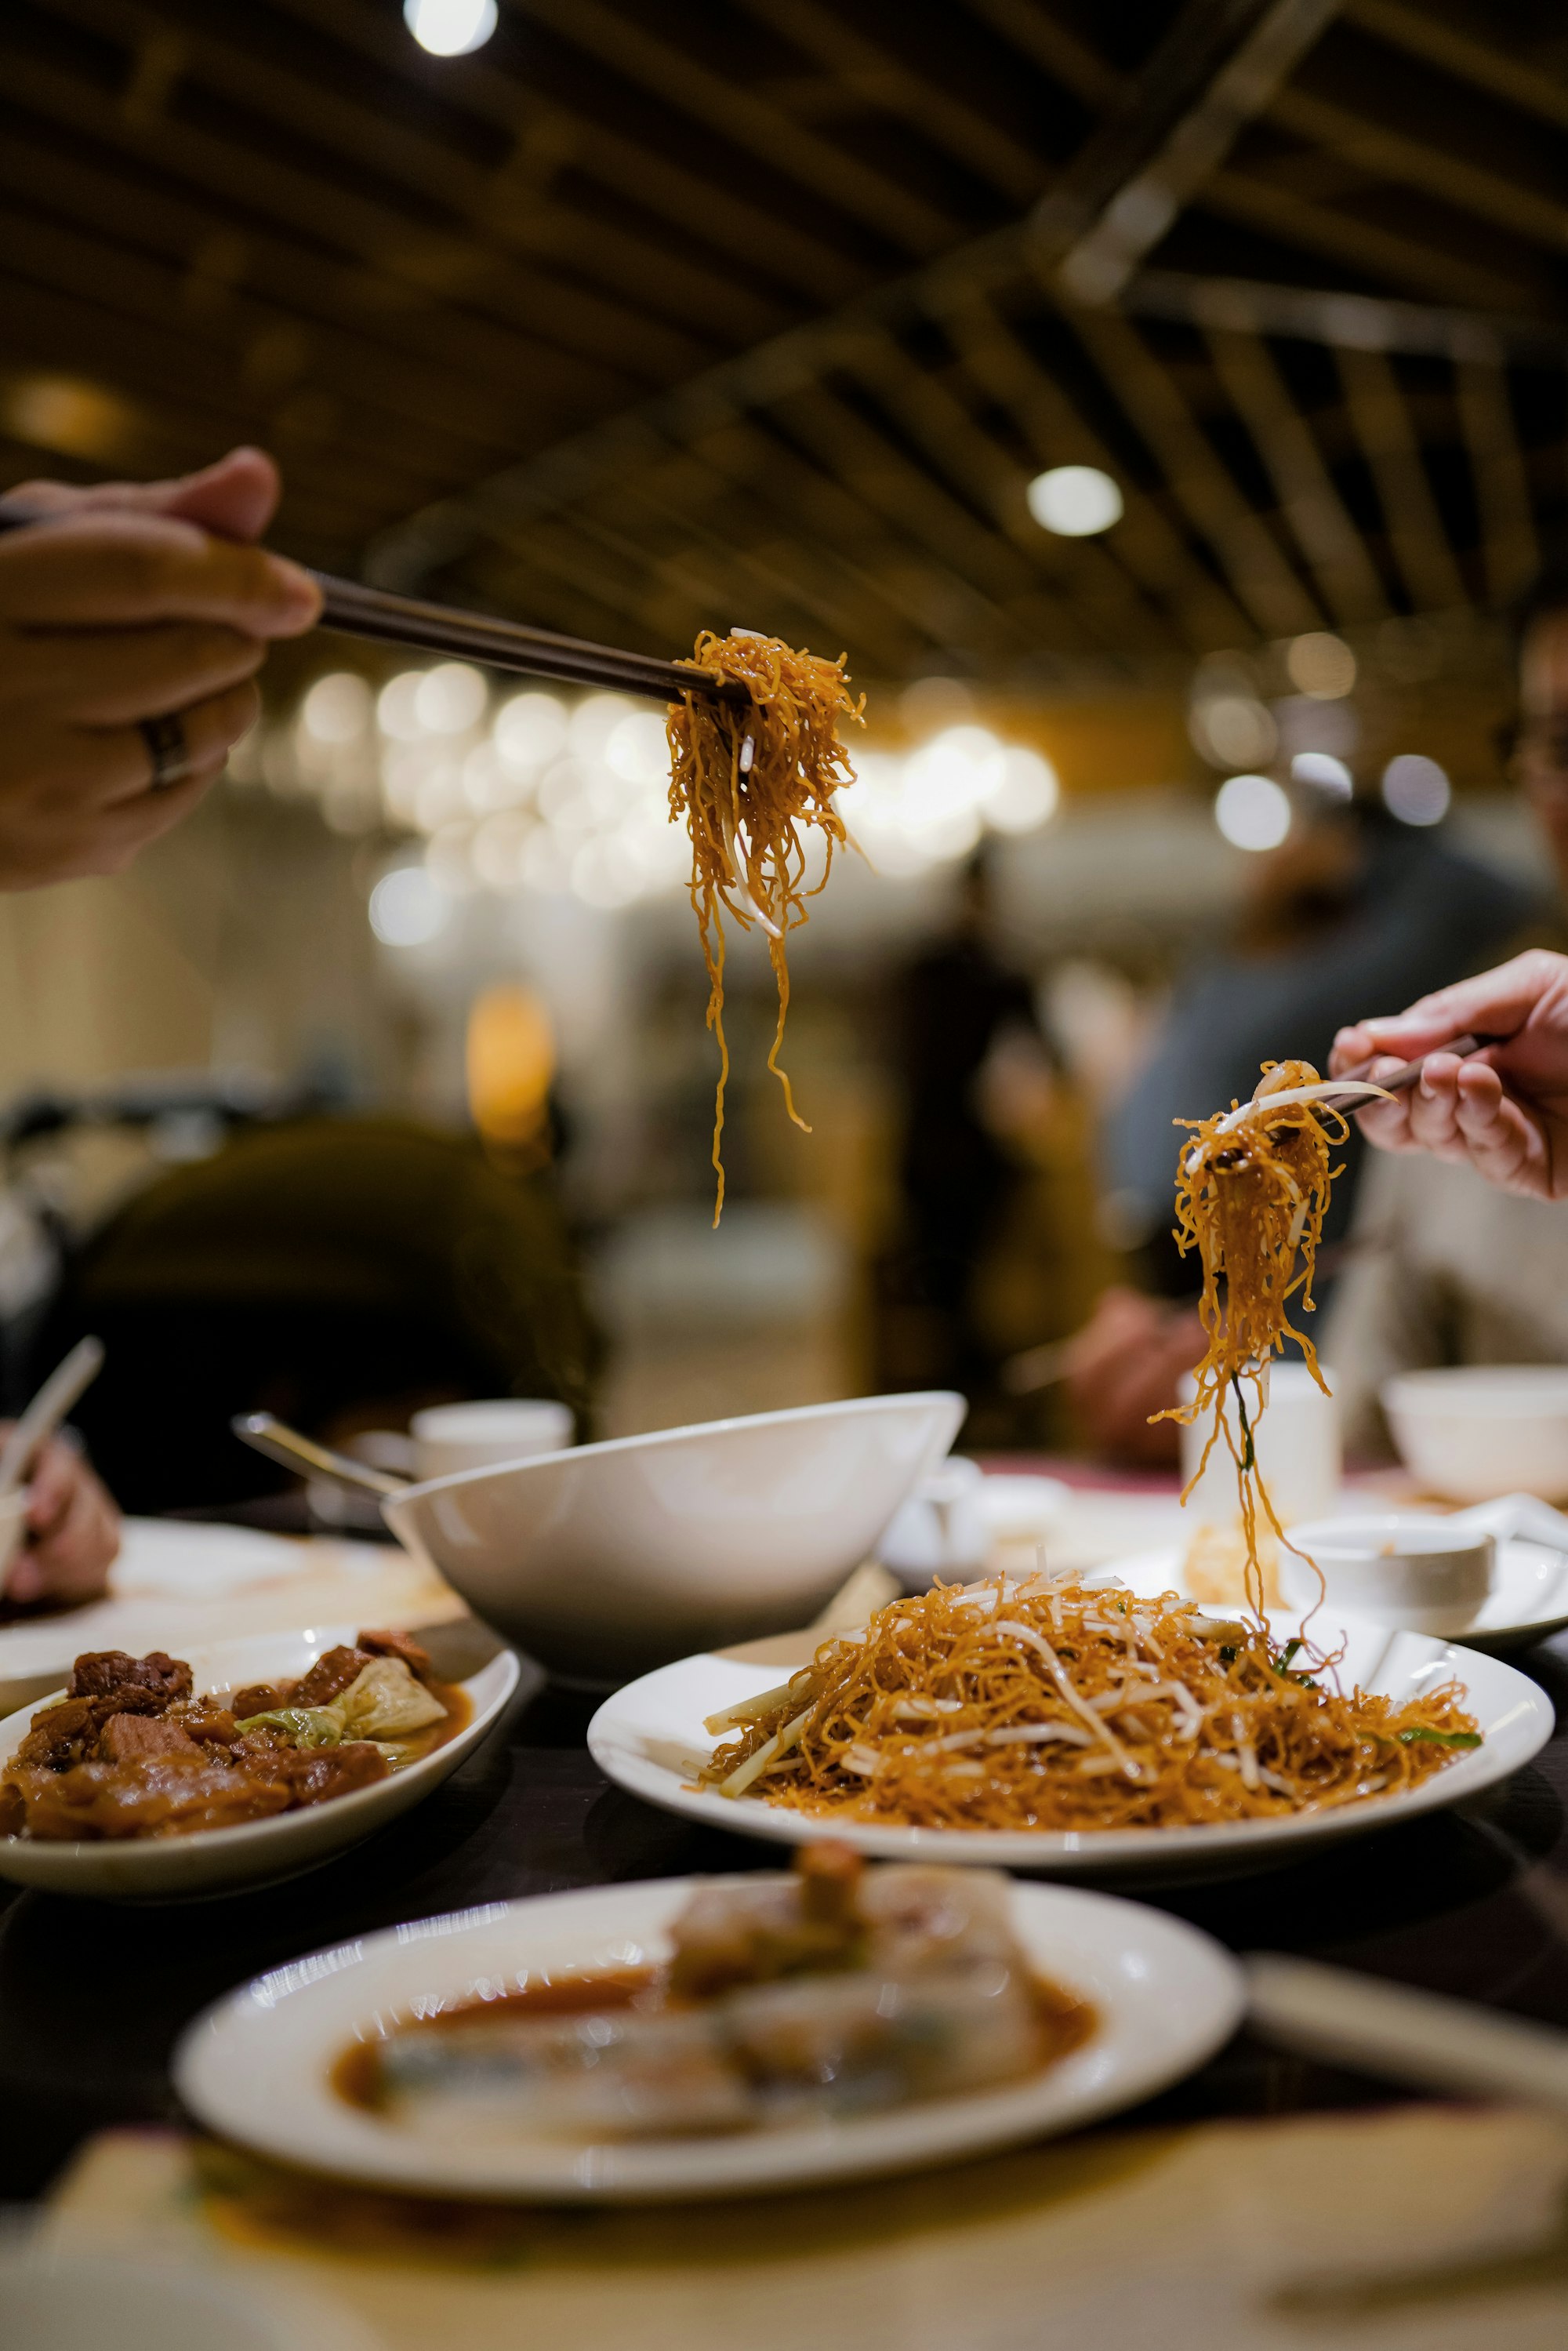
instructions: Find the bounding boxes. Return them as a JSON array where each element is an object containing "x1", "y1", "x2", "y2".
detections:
[
  {"x1": 699, "y1": 1569, "x2": 1480, "y2": 1833},
  {"x1": 667, "y1": 630, "x2": 863, "y2": 1222},
  {"x1": 1153, "y1": 1059, "x2": 1390, "y2": 1623}
]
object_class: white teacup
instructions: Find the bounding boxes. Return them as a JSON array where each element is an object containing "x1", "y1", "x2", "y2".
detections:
[
  {"x1": 409, "y1": 1399, "x2": 575, "y2": 1482},
  {"x1": 1283, "y1": 1513, "x2": 1495, "y2": 1636}
]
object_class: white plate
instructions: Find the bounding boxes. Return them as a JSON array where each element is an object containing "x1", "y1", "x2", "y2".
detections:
[
  {"x1": 174, "y1": 1874, "x2": 1243, "y2": 2201},
  {"x1": 1109, "y1": 1528, "x2": 1568, "y2": 1656},
  {"x1": 0, "y1": 1624, "x2": 519, "y2": 1900},
  {"x1": 586, "y1": 1619, "x2": 1553, "y2": 1877},
  {"x1": 0, "y1": 1518, "x2": 459, "y2": 1715}
]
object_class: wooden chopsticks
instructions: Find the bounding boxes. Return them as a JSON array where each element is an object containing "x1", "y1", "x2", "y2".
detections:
[{"x1": 0, "y1": 500, "x2": 749, "y2": 709}]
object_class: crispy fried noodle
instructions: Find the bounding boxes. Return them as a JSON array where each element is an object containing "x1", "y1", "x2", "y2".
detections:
[
  {"x1": 700, "y1": 1572, "x2": 1481, "y2": 1833},
  {"x1": 1155, "y1": 1058, "x2": 1388, "y2": 1623},
  {"x1": 667, "y1": 630, "x2": 863, "y2": 1221}
]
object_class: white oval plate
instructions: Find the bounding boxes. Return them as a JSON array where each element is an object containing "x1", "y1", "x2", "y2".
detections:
[
  {"x1": 0, "y1": 1625, "x2": 519, "y2": 1900},
  {"x1": 175, "y1": 1874, "x2": 1243, "y2": 2200},
  {"x1": 586, "y1": 1618, "x2": 1553, "y2": 1876},
  {"x1": 1108, "y1": 1535, "x2": 1568, "y2": 1656}
]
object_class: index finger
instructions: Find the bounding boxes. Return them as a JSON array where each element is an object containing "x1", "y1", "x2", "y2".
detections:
[
  {"x1": 1335, "y1": 952, "x2": 1568, "y2": 1063},
  {"x1": 0, "y1": 512, "x2": 320, "y2": 636}
]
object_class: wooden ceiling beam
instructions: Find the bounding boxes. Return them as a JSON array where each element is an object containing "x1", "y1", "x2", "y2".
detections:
[
  {"x1": 266, "y1": 0, "x2": 864, "y2": 305},
  {"x1": 1345, "y1": 1, "x2": 1568, "y2": 140},
  {"x1": 1202, "y1": 165, "x2": 1546, "y2": 312},
  {"x1": 935, "y1": 289, "x2": 1252, "y2": 649},
  {"x1": 1, "y1": 35, "x2": 696, "y2": 388},
  {"x1": 1334, "y1": 345, "x2": 1468, "y2": 611},
  {"x1": 0, "y1": 111, "x2": 619, "y2": 428},
  {"x1": 45, "y1": 0, "x2": 789, "y2": 354},
  {"x1": 730, "y1": 0, "x2": 1046, "y2": 205},
  {"x1": 956, "y1": 0, "x2": 1122, "y2": 110},
  {"x1": 1454, "y1": 355, "x2": 1540, "y2": 605},
  {"x1": 521, "y1": 0, "x2": 956, "y2": 257},
  {"x1": 1269, "y1": 85, "x2": 1568, "y2": 261},
  {"x1": 1061, "y1": 303, "x2": 1320, "y2": 636},
  {"x1": 1206, "y1": 325, "x2": 1388, "y2": 624},
  {"x1": 843, "y1": 324, "x2": 1180, "y2": 656}
]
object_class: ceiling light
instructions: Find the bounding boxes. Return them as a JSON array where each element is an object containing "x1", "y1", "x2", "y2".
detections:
[
  {"x1": 1214, "y1": 773, "x2": 1290, "y2": 852},
  {"x1": 1286, "y1": 632, "x2": 1357, "y2": 699},
  {"x1": 405, "y1": 0, "x2": 497, "y2": 56},
  {"x1": 1026, "y1": 465, "x2": 1123, "y2": 537},
  {"x1": 1381, "y1": 754, "x2": 1450, "y2": 827}
]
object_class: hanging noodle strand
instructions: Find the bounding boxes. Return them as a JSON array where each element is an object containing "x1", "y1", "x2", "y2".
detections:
[{"x1": 667, "y1": 630, "x2": 863, "y2": 1222}]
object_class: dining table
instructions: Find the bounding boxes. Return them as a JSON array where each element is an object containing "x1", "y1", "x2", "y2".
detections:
[{"x1": 5, "y1": 1460, "x2": 1568, "y2": 2342}]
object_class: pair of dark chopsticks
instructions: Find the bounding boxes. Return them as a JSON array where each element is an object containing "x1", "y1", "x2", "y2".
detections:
[{"x1": 0, "y1": 499, "x2": 747, "y2": 709}]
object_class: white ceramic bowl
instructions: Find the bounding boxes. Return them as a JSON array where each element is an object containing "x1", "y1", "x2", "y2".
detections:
[
  {"x1": 0, "y1": 1623, "x2": 519, "y2": 1900},
  {"x1": 175, "y1": 1874, "x2": 1243, "y2": 2201},
  {"x1": 382, "y1": 1391, "x2": 964, "y2": 1685},
  {"x1": 1383, "y1": 1365, "x2": 1568, "y2": 1503},
  {"x1": 1283, "y1": 1513, "x2": 1496, "y2": 1635}
]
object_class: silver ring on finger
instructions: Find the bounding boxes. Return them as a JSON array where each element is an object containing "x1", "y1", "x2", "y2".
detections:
[{"x1": 139, "y1": 710, "x2": 191, "y2": 793}]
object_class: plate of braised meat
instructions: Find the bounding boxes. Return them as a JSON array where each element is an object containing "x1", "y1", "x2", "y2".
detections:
[{"x1": 0, "y1": 1621, "x2": 518, "y2": 1899}]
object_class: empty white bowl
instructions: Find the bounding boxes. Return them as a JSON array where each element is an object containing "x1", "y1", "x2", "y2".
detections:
[
  {"x1": 1283, "y1": 1513, "x2": 1496, "y2": 1636},
  {"x1": 1383, "y1": 1366, "x2": 1568, "y2": 1503},
  {"x1": 383, "y1": 1391, "x2": 964, "y2": 1685}
]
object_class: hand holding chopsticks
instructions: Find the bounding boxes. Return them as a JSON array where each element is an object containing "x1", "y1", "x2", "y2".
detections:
[{"x1": 1330, "y1": 948, "x2": 1568, "y2": 1203}]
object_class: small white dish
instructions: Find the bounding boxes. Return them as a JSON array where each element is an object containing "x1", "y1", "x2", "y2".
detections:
[
  {"x1": 1283, "y1": 1513, "x2": 1495, "y2": 1637},
  {"x1": 587, "y1": 1619, "x2": 1551, "y2": 1878},
  {"x1": 383, "y1": 1391, "x2": 964, "y2": 1686},
  {"x1": 1384, "y1": 1365, "x2": 1568, "y2": 1503},
  {"x1": 409, "y1": 1398, "x2": 575, "y2": 1480},
  {"x1": 174, "y1": 1874, "x2": 1243, "y2": 2201},
  {"x1": 1110, "y1": 1518, "x2": 1568, "y2": 1655},
  {"x1": 0, "y1": 1623, "x2": 518, "y2": 1901}
]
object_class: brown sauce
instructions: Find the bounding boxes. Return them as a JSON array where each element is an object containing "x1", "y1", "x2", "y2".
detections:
[{"x1": 332, "y1": 1964, "x2": 1096, "y2": 2114}]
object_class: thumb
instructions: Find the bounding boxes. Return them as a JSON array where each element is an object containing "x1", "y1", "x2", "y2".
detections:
[{"x1": 148, "y1": 446, "x2": 281, "y2": 543}]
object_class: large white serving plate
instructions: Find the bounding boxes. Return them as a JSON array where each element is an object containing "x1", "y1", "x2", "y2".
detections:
[
  {"x1": 0, "y1": 1623, "x2": 519, "y2": 1900},
  {"x1": 174, "y1": 1873, "x2": 1243, "y2": 2201},
  {"x1": 587, "y1": 1618, "x2": 1553, "y2": 1877}
]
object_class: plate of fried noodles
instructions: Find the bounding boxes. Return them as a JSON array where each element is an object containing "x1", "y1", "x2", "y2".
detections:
[{"x1": 586, "y1": 1570, "x2": 1552, "y2": 1875}]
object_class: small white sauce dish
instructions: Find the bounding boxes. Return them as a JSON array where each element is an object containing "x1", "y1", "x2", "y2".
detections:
[{"x1": 1283, "y1": 1513, "x2": 1496, "y2": 1636}]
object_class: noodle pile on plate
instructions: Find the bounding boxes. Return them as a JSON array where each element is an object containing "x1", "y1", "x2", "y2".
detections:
[
  {"x1": 667, "y1": 630, "x2": 862, "y2": 1221},
  {"x1": 701, "y1": 1571, "x2": 1481, "y2": 1834},
  {"x1": 1156, "y1": 1058, "x2": 1387, "y2": 1620}
]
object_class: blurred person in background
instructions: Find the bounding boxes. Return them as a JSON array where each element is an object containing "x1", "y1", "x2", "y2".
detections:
[
  {"x1": 1324, "y1": 557, "x2": 1568, "y2": 1452},
  {"x1": 35, "y1": 1115, "x2": 598, "y2": 1517},
  {"x1": 1069, "y1": 765, "x2": 1547, "y2": 1464},
  {"x1": 877, "y1": 853, "x2": 1113, "y2": 1442},
  {"x1": 0, "y1": 445, "x2": 319, "y2": 1594}
]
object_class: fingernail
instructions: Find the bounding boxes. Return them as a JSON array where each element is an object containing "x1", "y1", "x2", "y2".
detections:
[{"x1": 267, "y1": 554, "x2": 321, "y2": 616}]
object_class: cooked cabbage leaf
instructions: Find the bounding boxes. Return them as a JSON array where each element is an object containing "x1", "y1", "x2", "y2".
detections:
[{"x1": 238, "y1": 1657, "x2": 445, "y2": 1751}]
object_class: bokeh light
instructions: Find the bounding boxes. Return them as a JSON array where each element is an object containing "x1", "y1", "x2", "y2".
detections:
[
  {"x1": 1214, "y1": 772, "x2": 1291, "y2": 852},
  {"x1": 404, "y1": 0, "x2": 496, "y2": 56},
  {"x1": 1381, "y1": 753, "x2": 1450, "y2": 826},
  {"x1": 368, "y1": 864, "x2": 449, "y2": 947},
  {"x1": 1286, "y1": 632, "x2": 1357, "y2": 699},
  {"x1": 1025, "y1": 465, "x2": 1123, "y2": 537}
]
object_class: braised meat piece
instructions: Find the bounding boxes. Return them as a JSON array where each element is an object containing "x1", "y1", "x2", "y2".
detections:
[
  {"x1": 67, "y1": 1651, "x2": 192, "y2": 1706},
  {"x1": 274, "y1": 1742, "x2": 388, "y2": 1805},
  {"x1": 231, "y1": 1683, "x2": 284, "y2": 1720},
  {"x1": 357, "y1": 1629, "x2": 434, "y2": 1681},
  {"x1": 13, "y1": 1688, "x2": 158, "y2": 1771},
  {"x1": 16, "y1": 1751, "x2": 297, "y2": 1840},
  {"x1": 291, "y1": 1646, "x2": 374, "y2": 1707},
  {"x1": 97, "y1": 1713, "x2": 200, "y2": 1764},
  {"x1": 171, "y1": 1706, "x2": 241, "y2": 1747}
]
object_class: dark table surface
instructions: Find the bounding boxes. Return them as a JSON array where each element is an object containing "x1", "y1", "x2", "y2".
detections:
[{"x1": 3, "y1": 1622, "x2": 1568, "y2": 2204}]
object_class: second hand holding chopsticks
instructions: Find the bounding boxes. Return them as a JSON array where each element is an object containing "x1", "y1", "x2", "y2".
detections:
[{"x1": 0, "y1": 500, "x2": 750, "y2": 711}]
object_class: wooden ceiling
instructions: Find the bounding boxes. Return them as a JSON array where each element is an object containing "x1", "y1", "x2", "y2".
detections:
[{"x1": 4, "y1": 0, "x2": 1568, "y2": 685}]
